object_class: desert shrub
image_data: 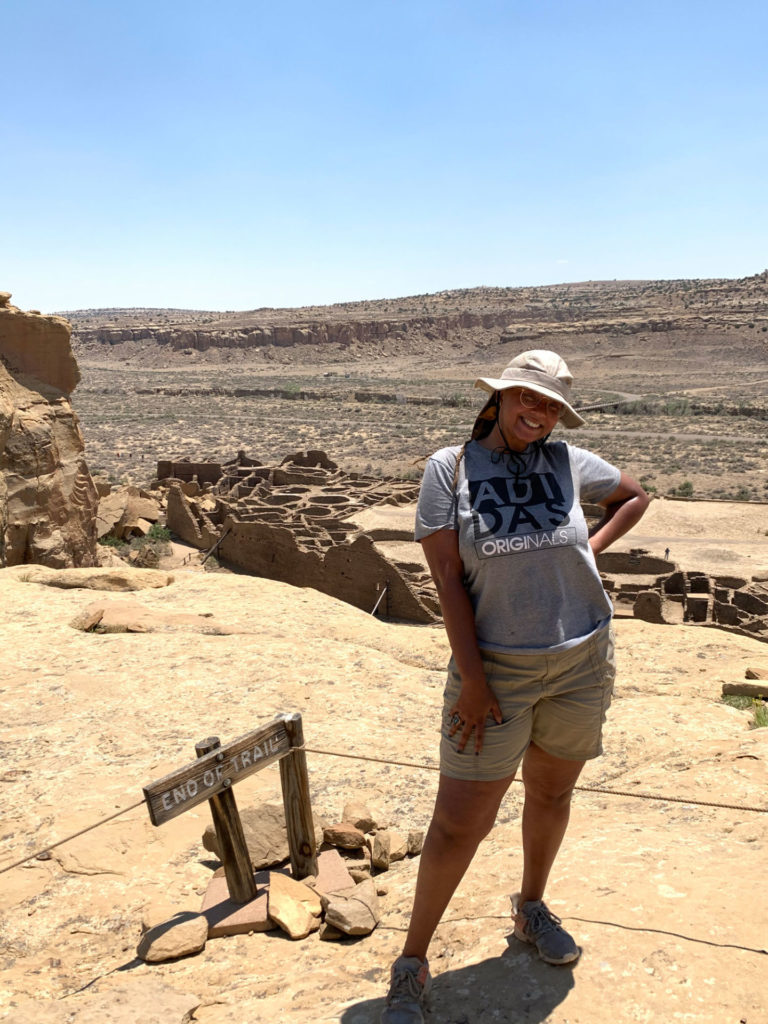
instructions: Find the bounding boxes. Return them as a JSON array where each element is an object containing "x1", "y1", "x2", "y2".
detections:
[
  {"x1": 98, "y1": 534, "x2": 127, "y2": 549},
  {"x1": 147, "y1": 523, "x2": 171, "y2": 542},
  {"x1": 722, "y1": 694, "x2": 767, "y2": 729},
  {"x1": 672, "y1": 480, "x2": 694, "y2": 497}
]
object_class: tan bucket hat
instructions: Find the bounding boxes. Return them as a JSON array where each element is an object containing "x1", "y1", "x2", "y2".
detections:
[{"x1": 474, "y1": 349, "x2": 585, "y2": 429}]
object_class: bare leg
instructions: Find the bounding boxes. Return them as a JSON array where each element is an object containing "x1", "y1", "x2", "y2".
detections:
[
  {"x1": 518, "y1": 741, "x2": 585, "y2": 905},
  {"x1": 402, "y1": 772, "x2": 514, "y2": 961}
]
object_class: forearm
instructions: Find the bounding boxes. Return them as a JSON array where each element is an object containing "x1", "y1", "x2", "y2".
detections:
[
  {"x1": 589, "y1": 492, "x2": 649, "y2": 555},
  {"x1": 435, "y1": 575, "x2": 487, "y2": 689}
]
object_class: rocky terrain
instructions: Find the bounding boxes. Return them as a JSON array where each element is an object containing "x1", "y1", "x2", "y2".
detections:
[
  {"x1": 1, "y1": 278, "x2": 767, "y2": 1023},
  {"x1": 52, "y1": 272, "x2": 768, "y2": 503},
  {"x1": 1, "y1": 564, "x2": 766, "y2": 1024}
]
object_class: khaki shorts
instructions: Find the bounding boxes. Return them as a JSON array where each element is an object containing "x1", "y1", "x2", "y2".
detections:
[{"x1": 440, "y1": 625, "x2": 615, "y2": 782}]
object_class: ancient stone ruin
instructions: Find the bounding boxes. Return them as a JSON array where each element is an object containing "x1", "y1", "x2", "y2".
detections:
[
  {"x1": 599, "y1": 548, "x2": 768, "y2": 641},
  {"x1": 160, "y1": 449, "x2": 438, "y2": 622},
  {"x1": 0, "y1": 291, "x2": 98, "y2": 568},
  {"x1": 158, "y1": 463, "x2": 768, "y2": 639}
]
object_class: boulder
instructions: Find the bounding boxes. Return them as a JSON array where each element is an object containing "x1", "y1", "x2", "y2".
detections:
[
  {"x1": 312, "y1": 848, "x2": 356, "y2": 897},
  {"x1": 342, "y1": 844, "x2": 372, "y2": 882},
  {"x1": 203, "y1": 803, "x2": 289, "y2": 869},
  {"x1": 69, "y1": 599, "x2": 237, "y2": 635},
  {"x1": 136, "y1": 912, "x2": 208, "y2": 962},
  {"x1": 97, "y1": 487, "x2": 161, "y2": 540},
  {"x1": 341, "y1": 799, "x2": 376, "y2": 833},
  {"x1": 322, "y1": 877, "x2": 381, "y2": 936},
  {"x1": 96, "y1": 490, "x2": 129, "y2": 539},
  {"x1": 370, "y1": 830, "x2": 391, "y2": 871},
  {"x1": 388, "y1": 830, "x2": 409, "y2": 863},
  {"x1": 407, "y1": 830, "x2": 425, "y2": 856},
  {"x1": 323, "y1": 822, "x2": 366, "y2": 849}
]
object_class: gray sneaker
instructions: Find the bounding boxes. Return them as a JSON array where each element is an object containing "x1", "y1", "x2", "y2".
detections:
[
  {"x1": 380, "y1": 955, "x2": 432, "y2": 1023},
  {"x1": 511, "y1": 893, "x2": 581, "y2": 965}
]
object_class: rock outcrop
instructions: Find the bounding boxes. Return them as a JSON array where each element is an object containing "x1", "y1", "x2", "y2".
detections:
[{"x1": 0, "y1": 292, "x2": 98, "y2": 567}]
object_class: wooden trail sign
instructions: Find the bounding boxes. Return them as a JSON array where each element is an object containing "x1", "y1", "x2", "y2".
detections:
[{"x1": 142, "y1": 712, "x2": 317, "y2": 904}]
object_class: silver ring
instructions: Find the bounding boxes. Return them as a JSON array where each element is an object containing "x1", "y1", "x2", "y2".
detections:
[{"x1": 450, "y1": 713, "x2": 462, "y2": 727}]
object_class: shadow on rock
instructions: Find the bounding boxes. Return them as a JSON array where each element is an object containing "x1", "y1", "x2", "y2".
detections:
[{"x1": 341, "y1": 938, "x2": 576, "y2": 1023}]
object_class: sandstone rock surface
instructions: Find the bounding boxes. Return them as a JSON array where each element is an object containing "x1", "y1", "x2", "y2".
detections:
[
  {"x1": 1, "y1": 569, "x2": 766, "y2": 1023},
  {"x1": 1, "y1": 296, "x2": 98, "y2": 568}
]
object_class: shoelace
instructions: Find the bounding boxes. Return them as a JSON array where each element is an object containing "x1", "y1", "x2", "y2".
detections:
[
  {"x1": 524, "y1": 903, "x2": 563, "y2": 937},
  {"x1": 389, "y1": 968, "x2": 424, "y2": 1004}
]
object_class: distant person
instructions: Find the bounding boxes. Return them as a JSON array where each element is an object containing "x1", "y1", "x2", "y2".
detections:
[
  {"x1": 381, "y1": 350, "x2": 649, "y2": 1023},
  {"x1": 664, "y1": 547, "x2": 670, "y2": 560}
]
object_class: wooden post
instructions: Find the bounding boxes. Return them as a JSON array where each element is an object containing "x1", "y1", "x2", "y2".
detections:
[
  {"x1": 195, "y1": 736, "x2": 257, "y2": 904},
  {"x1": 278, "y1": 713, "x2": 318, "y2": 879}
]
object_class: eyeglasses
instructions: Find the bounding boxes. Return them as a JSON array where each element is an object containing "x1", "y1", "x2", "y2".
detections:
[{"x1": 517, "y1": 389, "x2": 563, "y2": 416}]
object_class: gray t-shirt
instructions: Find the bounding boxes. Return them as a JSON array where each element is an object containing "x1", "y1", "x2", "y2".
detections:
[{"x1": 415, "y1": 440, "x2": 621, "y2": 653}]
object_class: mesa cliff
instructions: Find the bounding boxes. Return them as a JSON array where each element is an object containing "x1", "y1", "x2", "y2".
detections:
[
  {"x1": 0, "y1": 291, "x2": 98, "y2": 567},
  {"x1": 67, "y1": 272, "x2": 768, "y2": 362}
]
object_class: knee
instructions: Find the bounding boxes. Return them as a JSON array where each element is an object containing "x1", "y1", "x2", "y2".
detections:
[
  {"x1": 522, "y1": 774, "x2": 576, "y2": 809},
  {"x1": 429, "y1": 807, "x2": 495, "y2": 848}
]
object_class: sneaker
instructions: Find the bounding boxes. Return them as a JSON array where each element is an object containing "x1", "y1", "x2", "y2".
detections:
[
  {"x1": 380, "y1": 955, "x2": 432, "y2": 1023},
  {"x1": 511, "y1": 893, "x2": 581, "y2": 965}
]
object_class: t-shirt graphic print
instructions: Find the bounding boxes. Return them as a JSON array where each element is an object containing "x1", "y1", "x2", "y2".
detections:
[{"x1": 469, "y1": 459, "x2": 576, "y2": 560}]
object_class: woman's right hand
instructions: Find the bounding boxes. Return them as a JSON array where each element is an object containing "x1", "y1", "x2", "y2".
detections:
[{"x1": 448, "y1": 682, "x2": 503, "y2": 755}]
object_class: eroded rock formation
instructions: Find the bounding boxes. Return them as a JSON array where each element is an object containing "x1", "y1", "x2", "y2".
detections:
[{"x1": 0, "y1": 291, "x2": 98, "y2": 567}]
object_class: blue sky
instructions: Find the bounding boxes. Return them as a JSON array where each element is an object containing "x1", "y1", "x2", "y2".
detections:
[{"x1": 3, "y1": 0, "x2": 767, "y2": 312}]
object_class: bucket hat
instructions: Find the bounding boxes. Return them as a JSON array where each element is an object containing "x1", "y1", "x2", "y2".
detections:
[{"x1": 473, "y1": 349, "x2": 585, "y2": 430}]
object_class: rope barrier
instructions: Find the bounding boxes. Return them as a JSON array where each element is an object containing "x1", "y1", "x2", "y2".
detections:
[
  {"x1": 0, "y1": 799, "x2": 145, "y2": 876},
  {"x1": 2, "y1": 743, "x2": 765, "y2": 876},
  {"x1": 302, "y1": 746, "x2": 768, "y2": 814}
]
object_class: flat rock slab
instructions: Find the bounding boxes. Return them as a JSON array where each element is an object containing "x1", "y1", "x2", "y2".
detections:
[
  {"x1": 314, "y1": 848, "x2": 357, "y2": 896},
  {"x1": 268, "y1": 871, "x2": 321, "y2": 939},
  {"x1": 69, "y1": 598, "x2": 238, "y2": 635},
  {"x1": 2, "y1": 978, "x2": 200, "y2": 1024},
  {"x1": 201, "y1": 869, "x2": 274, "y2": 937},
  {"x1": 7, "y1": 566, "x2": 175, "y2": 590}
]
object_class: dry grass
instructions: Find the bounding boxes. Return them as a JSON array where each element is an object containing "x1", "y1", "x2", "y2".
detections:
[{"x1": 74, "y1": 363, "x2": 768, "y2": 502}]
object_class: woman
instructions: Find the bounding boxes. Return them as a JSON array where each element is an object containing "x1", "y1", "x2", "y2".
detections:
[{"x1": 381, "y1": 350, "x2": 649, "y2": 1024}]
